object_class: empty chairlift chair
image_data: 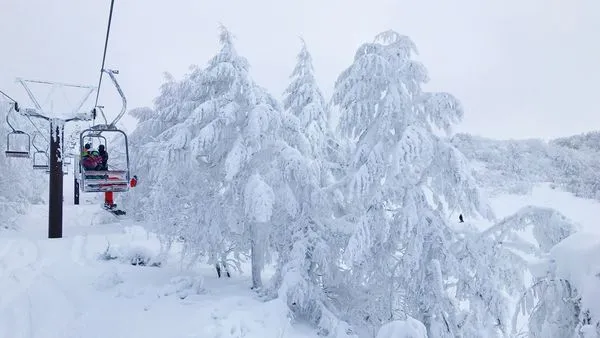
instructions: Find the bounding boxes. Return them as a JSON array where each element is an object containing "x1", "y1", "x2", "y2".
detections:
[
  {"x1": 31, "y1": 132, "x2": 49, "y2": 170},
  {"x1": 4, "y1": 103, "x2": 31, "y2": 158},
  {"x1": 6, "y1": 130, "x2": 30, "y2": 158},
  {"x1": 33, "y1": 150, "x2": 49, "y2": 170}
]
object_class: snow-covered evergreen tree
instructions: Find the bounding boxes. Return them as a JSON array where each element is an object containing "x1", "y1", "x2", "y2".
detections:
[
  {"x1": 330, "y1": 30, "x2": 501, "y2": 336},
  {"x1": 125, "y1": 27, "x2": 354, "y2": 335},
  {"x1": 500, "y1": 207, "x2": 581, "y2": 338},
  {"x1": 454, "y1": 206, "x2": 575, "y2": 337},
  {"x1": 124, "y1": 71, "x2": 191, "y2": 227},
  {"x1": 282, "y1": 39, "x2": 345, "y2": 186}
]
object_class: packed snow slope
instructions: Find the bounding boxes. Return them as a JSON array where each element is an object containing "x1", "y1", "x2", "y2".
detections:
[{"x1": 0, "y1": 173, "x2": 318, "y2": 338}]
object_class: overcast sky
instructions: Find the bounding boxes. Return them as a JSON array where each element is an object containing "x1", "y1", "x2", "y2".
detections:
[{"x1": 1, "y1": 0, "x2": 598, "y2": 139}]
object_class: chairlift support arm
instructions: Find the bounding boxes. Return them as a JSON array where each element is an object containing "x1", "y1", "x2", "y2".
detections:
[
  {"x1": 16, "y1": 78, "x2": 97, "y2": 122},
  {"x1": 101, "y1": 69, "x2": 127, "y2": 127}
]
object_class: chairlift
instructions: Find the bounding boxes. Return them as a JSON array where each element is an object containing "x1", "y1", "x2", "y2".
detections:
[
  {"x1": 31, "y1": 132, "x2": 49, "y2": 170},
  {"x1": 33, "y1": 151, "x2": 49, "y2": 170},
  {"x1": 4, "y1": 103, "x2": 31, "y2": 158},
  {"x1": 79, "y1": 129, "x2": 129, "y2": 192},
  {"x1": 78, "y1": 69, "x2": 130, "y2": 193}
]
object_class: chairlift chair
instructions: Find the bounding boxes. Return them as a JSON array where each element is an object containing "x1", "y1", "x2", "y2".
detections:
[
  {"x1": 30, "y1": 132, "x2": 49, "y2": 170},
  {"x1": 6, "y1": 131, "x2": 31, "y2": 158},
  {"x1": 4, "y1": 103, "x2": 31, "y2": 158},
  {"x1": 33, "y1": 151, "x2": 49, "y2": 170},
  {"x1": 78, "y1": 128, "x2": 130, "y2": 193},
  {"x1": 77, "y1": 68, "x2": 131, "y2": 193}
]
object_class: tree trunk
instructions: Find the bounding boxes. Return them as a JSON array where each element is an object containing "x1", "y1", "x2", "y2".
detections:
[
  {"x1": 251, "y1": 237, "x2": 262, "y2": 289},
  {"x1": 250, "y1": 222, "x2": 264, "y2": 289}
]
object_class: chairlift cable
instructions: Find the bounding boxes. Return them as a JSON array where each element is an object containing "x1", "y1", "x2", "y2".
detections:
[
  {"x1": 0, "y1": 90, "x2": 17, "y2": 103},
  {"x1": 93, "y1": 0, "x2": 116, "y2": 110},
  {"x1": 23, "y1": 114, "x2": 50, "y2": 145}
]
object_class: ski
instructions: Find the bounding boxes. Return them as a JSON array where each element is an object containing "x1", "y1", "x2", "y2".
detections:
[{"x1": 103, "y1": 203, "x2": 127, "y2": 216}]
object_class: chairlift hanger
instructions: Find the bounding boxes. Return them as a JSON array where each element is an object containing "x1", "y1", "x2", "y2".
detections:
[
  {"x1": 31, "y1": 132, "x2": 49, "y2": 170},
  {"x1": 5, "y1": 102, "x2": 31, "y2": 158},
  {"x1": 92, "y1": 69, "x2": 126, "y2": 129}
]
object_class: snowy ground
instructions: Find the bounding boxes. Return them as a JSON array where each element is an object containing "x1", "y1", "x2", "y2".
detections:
[
  {"x1": 1, "y1": 178, "x2": 599, "y2": 338},
  {"x1": 0, "y1": 174, "x2": 316, "y2": 338},
  {"x1": 489, "y1": 182, "x2": 600, "y2": 234}
]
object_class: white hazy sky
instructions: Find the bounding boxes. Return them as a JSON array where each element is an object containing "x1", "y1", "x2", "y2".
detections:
[{"x1": 1, "y1": 0, "x2": 598, "y2": 139}]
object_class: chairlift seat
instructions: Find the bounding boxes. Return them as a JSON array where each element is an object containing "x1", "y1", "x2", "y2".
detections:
[
  {"x1": 81, "y1": 169, "x2": 129, "y2": 192},
  {"x1": 5, "y1": 150, "x2": 30, "y2": 158},
  {"x1": 6, "y1": 130, "x2": 31, "y2": 158}
]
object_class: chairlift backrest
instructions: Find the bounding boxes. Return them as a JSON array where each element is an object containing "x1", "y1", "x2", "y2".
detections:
[{"x1": 4, "y1": 103, "x2": 31, "y2": 158}]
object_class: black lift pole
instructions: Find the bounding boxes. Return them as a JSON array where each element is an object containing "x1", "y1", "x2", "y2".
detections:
[
  {"x1": 13, "y1": 78, "x2": 96, "y2": 239},
  {"x1": 48, "y1": 120, "x2": 64, "y2": 238}
]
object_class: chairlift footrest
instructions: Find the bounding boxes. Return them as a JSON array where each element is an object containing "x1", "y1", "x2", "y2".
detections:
[{"x1": 5, "y1": 151, "x2": 30, "y2": 158}]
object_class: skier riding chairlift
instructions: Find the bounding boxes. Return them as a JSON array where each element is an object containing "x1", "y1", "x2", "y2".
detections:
[{"x1": 81, "y1": 143, "x2": 101, "y2": 170}]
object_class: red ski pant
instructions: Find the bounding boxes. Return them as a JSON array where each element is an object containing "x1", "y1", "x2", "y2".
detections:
[{"x1": 105, "y1": 191, "x2": 114, "y2": 205}]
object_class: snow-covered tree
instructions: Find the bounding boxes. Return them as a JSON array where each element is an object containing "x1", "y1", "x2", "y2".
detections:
[
  {"x1": 451, "y1": 133, "x2": 600, "y2": 201},
  {"x1": 498, "y1": 208, "x2": 583, "y2": 338},
  {"x1": 282, "y1": 39, "x2": 345, "y2": 186},
  {"x1": 125, "y1": 27, "x2": 355, "y2": 335},
  {"x1": 123, "y1": 71, "x2": 192, "y2": 226},
  {"x1": 262, "y1": 146, "x2": 354, "y2": 336},
  {"x1": 0, "y1": 101, "x2": 47, "y2": 229},
  {"x1": 330, "y1": 30, "x2": 501, "y2": 336},
  {"x1": 125, "y1": 26, "x2": 293, "y2": 286},
  {"x1": 453, "y1": 206, "x2": 575, "y2": 337}
]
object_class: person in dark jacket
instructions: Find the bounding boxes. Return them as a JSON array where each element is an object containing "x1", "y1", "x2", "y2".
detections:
[{"x1": 97, "y1": 144, "x2": 108, "y2": 170}]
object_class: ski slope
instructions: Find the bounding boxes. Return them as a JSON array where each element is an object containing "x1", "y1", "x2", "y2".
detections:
[
  {"x1": 0, "y1": 173, "x2": 317, "y2": 338},
  {"x1": 1, "y1": 177, "x2": 599, "y2": 338}
]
